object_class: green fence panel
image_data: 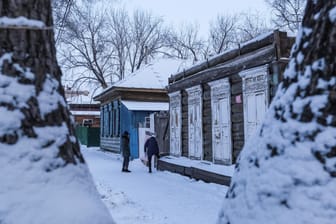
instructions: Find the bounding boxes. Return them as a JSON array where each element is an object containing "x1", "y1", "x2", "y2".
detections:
[
  {"x1": 75, "y1": 126, "x2": 100, "y2": 147},
  {"x1": 87, "y1": 128, "x2": 100, "y2": 147}
]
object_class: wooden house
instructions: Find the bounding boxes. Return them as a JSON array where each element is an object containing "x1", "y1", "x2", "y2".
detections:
[
  {"x1": 65, "y1": 87, "x2": 101, "y2": 127},
  {"x1": 167, "y1": 30, "x2": 295, "y2": 166},
  {"x1": 93, "y1": 59, "x2": 188, "y2": 158}
]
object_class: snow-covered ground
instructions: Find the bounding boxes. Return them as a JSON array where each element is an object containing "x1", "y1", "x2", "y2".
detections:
[{"x1": 81, "y1": 146, "x2": 228, "y2": 224}]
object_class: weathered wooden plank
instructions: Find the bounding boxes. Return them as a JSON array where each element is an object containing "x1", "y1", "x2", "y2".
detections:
[
  {"x1": 157, "y1": 160, "x2": 185, "y2": 174},
  {"x1": 192, "y1": 167, "x2": 231, "y2": 186},
  {"x1": 239, "y1": 32, "x2": 275, "y2": 55},
  {"x1": 233, "y1": 140, "x2": 244, "y2": 150},
  {"x1": 231, "y1": 82, "x2": 242, "y2": 95},
  {"x1": 232, "y1": 112, "x2": 244, "y2": 123},
  {"x1": 278, "y1": 31, "x2": 295, "y2": 58},
  {"x1": 168, "y1": 45, "x2": 276, "y2": 93},
  {"x1": 232, "y1": 123, "x2": 244, "y2": 132},
  {"x1": 168, "y1": 31, "x2": 279, "y2": 84},
  {"x1": 230, "y1": 74, "x2": 242, "y2": 84},
  {"x1": 169, "y1": 49, "x2": 240, "y2": 83},
  {"x1": 157, "y1": 160, "x2": 232, "y2": 186},
  {"x1": 232, "y1": 132, "x2": 245, "y2": 141},
  {"x1": 232, "y1": 103, "x2": 243, "y2": 113}
]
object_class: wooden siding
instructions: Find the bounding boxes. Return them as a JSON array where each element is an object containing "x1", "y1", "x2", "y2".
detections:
[
  {"x1": 100, "y1": 136, "x2": 120, "y2": 152},
  {"x1": 154, "y1": 111, "x2": 170, "y2": 154},
  {"x1": 157, "y1": 159, "x2": 231, "y2": 186},
  {"x1": 230, "y1": 74, "x2": 244, "y2": 162},
  {"x1": 167, "y1": 30, "x2": 294, "y2": 164},
  {"x1": 168, "y1": 44, "x2": 276, "y2": 93},
  {"x1": 181, "y1": 90, "x2": 189, "y2": 157},
  {"x1": 202, "y1": 84, "x2": 212, "y2": 162}
]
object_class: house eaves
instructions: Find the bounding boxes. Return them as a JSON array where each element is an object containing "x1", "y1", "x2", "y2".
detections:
[{"x1": 93, "y1": 86, "x2": 167, "y2": 102}]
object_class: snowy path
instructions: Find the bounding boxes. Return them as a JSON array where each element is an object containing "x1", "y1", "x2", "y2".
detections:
[{"x1": 82, "y1": 146, "x2": 228, "y2": 224}]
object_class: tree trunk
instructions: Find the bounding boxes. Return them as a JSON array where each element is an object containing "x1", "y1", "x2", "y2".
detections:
[
  {"x1": 0, "y1": 0, "x2": 83, "y2": 164},
  {"x1": 0, "y1": 1, "x2": 114, "y2": 223},
  {"x1": 218, "y1": 1, "x2": 336, "y2": 223}
]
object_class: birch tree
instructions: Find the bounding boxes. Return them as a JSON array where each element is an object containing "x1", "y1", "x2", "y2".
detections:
[
  {"x1": 218, "y1": 1, "x2": 336, "y2": 223},
  {"x1": 0, "y1": 1, "x2": 114, "y2": 223}
]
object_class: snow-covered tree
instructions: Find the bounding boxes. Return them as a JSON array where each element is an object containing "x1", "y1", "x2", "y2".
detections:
[
  {"x1": 0, "y1": 1, "x2": 114, "y2": 223},
  {"x1": 218, "y1": 1, "x2": 336, "y2": 223}
]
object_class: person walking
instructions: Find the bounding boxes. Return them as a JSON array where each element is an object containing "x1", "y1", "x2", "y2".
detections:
[
  {"x1": 144, "y1": 133, "x2": 160, "y2": 173},
  {"x1": 121, "y1": 131, "x2": 131, "y2": 172}
]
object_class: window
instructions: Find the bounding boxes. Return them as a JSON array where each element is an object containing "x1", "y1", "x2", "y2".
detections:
[
  {"x1": 82, "y1": 119, "x2": 93, "y2": 127},
  {"x1": 110, "y1": 101, "x2": 120, "y2": 137}
]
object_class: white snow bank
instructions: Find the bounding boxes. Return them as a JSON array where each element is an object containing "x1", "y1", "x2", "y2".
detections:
[
  {"x1": 218, "y1": 24, "x2": 336, "y2": 224},
  {"x1": 0, "y1": 53, "x2": 114, "y2": 223},
  {"x1": 0, "y1": 137, "x2": 114, "y2": 224}
]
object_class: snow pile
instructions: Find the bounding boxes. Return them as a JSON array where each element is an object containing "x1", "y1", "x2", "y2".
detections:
[
  {"x1": 218, "y1": 3, "x2": 336, "y2": 224},
  {"x1": 0, "y1": 139, "x2": 113, "y2": 224},
  {"x1": 0, "y1": 54, "x2": 113, "y2": 223}
]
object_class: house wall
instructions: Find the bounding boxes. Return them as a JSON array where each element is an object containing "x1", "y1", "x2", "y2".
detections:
[
  {"x1": 69, "y1": 104, "x2": 100, "y2": 128},
  {"x1": 202, "y1": 84, "x2": 212, "y2": 162},
  {"x1": 73, "y1": 115, "x2": 100, "y2": 128},
  {"x1": 230, "y1": 74, "x2": 244, "y2": 161},
  {"x1": 179, "y1": 78, "x2": 244, "y2": 163},
  {"x1": 154, "y1": 111, "x2": 170, "y2": 155},
  {"x1": 100, "y1": 100, "x2": 121, "y2": 152},
  {"x1": 120, "y1": 103, "x2": 152, "y2": 158},
  {"x1": 167, "y1": 31, "x2": 294, "y2": 165},
  {"x1": 181, "y1": 90, "x2": 189, "y2": 157}
]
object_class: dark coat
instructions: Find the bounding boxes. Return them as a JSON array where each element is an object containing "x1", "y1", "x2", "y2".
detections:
[
  {"x1": 144, "y1": 136, "x2": 159, "y2": 157},
  {"x1": 121, "y1": 133, "x2": 130, "y2": 157}
]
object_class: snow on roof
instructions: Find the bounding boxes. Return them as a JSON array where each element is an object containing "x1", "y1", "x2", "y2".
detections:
[
  {"x1": 114, "y1": 58, "x2": 188, "y2": 89},
  {"x1": 240, "y1": 30, "x2": 274, "y2": 47},
  {"x1": 121, "y1": 100, "x2": 168, "y2": 111},
  {"x1": 94, "y1": 58, "x2": 190, "y2": 100}
]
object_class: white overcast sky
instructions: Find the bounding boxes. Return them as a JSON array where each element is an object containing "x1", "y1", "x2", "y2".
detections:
[{"x1": 114, "y1": 0, "x2": 271, "y2": 37}]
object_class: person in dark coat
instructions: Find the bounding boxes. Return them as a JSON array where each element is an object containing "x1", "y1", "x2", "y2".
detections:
[
  {"x1": 144, "y1": 133, "x2": 160, "y2": 173},
  {"x1": 121, "y1": 131, "x2": 131, "y2": 172}
]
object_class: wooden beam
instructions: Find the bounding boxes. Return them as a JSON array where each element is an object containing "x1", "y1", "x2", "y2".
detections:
[
  {"x1": 168, "y1": 45, "x2": 276, "y2": 92},
  {"x1": 169, "y1": 31, "x2": 278, "y2": 84}
]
